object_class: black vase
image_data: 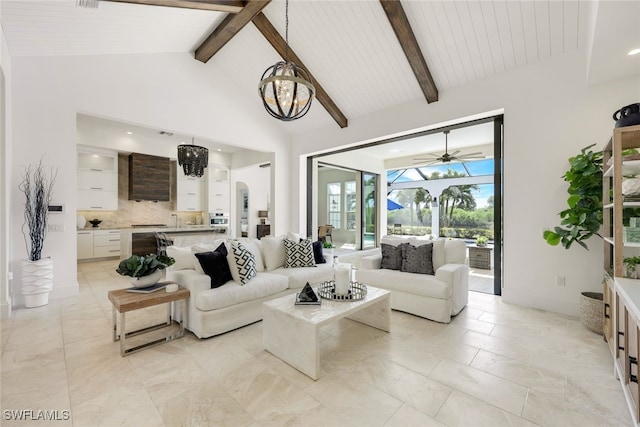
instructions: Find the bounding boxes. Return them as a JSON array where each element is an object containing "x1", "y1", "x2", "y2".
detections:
[{"x1": 613, "y1": 103, "x2": 640, "y2": 128}]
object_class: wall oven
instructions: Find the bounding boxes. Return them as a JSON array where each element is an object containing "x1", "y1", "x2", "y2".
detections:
[{"x1": 209, "y1": 212, "x2": 230, "y2": 233}]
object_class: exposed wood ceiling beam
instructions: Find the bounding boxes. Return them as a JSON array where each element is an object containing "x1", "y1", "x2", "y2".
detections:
[
  {"x1": 195, "y1": 0, "x2": 271, "y2": 62},
  {"x1": 101, "y1": 0, "x2": 245, "y2": 13},
  {"x1": 379, "y1": 0, "x2": 438, "y2": 103},
  {"x1": 252, "y1": 12, "x2": 348, "y2": 129}
]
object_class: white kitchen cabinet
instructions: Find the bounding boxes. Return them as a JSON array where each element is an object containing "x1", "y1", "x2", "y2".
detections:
[
  {"x1": 77, "y1": 229, "x2": 120, "y2": 260},
  {"x1": 208, "y1": 166, "x2": 230, "y2": 213},
  {"x1": 77, "y1": 147, "x2": 118, "y2": 211},
  {"x1": 77, "y1": 230, "x2": 94, "y2": 260},
  {"x1": 77, "y1": 190, "x2": 119, "y2": 211},
  {"x1": 176, "y1": 174, "x2": 205, "y2": 211},
  {"x1": 77, "y1": 170, "x2": 117, "y2": 192},
  {"x1": 93, "y1": 229, "x2": 121, "y2": 258}
]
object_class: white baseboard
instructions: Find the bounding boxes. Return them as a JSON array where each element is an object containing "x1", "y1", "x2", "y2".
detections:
[
  {"x1": 502, "y1": 288, "x2": 580, "y2": 317},
  {"x1": 12, "y1": 282, "x2": 79, "y2": 309},
  {"x1": 1, "y1": 299, "x2": 11, "y2": 319}
]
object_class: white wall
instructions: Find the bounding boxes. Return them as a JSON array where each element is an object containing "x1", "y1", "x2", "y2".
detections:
[
  {"x1": 9, "y1": 52, "x2": 289, "y2": 308},
  {"x1": 1, "y1": 23, "x2": 12, "y2": 318},
  {"x1": 291, "y1": 51, "x2": 640, "y2": 317}
]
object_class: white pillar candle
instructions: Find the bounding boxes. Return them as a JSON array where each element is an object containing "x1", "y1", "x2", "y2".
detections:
[{"x1": 335, "y1": 267, "x2": 351, "y2": 295}]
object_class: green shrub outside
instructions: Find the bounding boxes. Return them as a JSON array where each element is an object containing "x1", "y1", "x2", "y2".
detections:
[{"x1": 386, "y1": 225, "x2": 493, "y2": 241}]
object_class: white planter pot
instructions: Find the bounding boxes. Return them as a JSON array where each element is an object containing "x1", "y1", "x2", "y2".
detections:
[
  {"x1": 130, "y1": 269, "x2": 164, "y2": 287},
  {"x1": 21, "y1": 258, "x2": 54, "y2": 308}
]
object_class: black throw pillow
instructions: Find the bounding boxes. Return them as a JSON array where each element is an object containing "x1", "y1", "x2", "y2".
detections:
[
  {"x1": 194, "y1": 243, "x2": 233, "y2": 288},
  {"x1": 312, "y1": 240, "x2": 326, "y2": 264}
]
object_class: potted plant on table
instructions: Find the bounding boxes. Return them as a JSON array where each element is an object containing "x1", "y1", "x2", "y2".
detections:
[
  {"x1": 623, "y1": 256, "x2": 640, "y2": 279},
  {"x1": 19, "y1": 159, "x2": 58, "y2": 308},
  {"x1": 475, "y1": 235, "x2": 488, "y2": 247},
  {"x1": 116, "y1": 254, "x2": 175, "y2": 287}
]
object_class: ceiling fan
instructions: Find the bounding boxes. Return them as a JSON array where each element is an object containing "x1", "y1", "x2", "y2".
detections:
[{"x1": 413, "y1": 130, "x2": 484, "y2": 165}]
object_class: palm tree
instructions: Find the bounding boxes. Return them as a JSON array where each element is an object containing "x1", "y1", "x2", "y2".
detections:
[
  {"x1": 414, "y1": 188, "x2": 426, "y2": 224},
  {"x1": 440, "y1": 184, "x2": 478, "y2": 227}
]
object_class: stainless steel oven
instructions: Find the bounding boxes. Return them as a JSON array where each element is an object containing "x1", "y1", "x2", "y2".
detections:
[{"x1": 209, "y1": 212, "x2": 229, "y2": 228}]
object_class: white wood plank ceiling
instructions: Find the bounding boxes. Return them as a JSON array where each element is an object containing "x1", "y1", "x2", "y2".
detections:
[
  {"x1": 0, "y1": 0, "x2": 636, "y2": 134},
  {"x1": 0, "y1": 1, "x2": 226, "y2": 56}
]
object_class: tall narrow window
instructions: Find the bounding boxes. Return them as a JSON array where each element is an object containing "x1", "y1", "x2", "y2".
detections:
[
  {"x1": 327, "y1": 182, "x2": 341, "y2": 228},
  {"x1": 345, "y1": 181, "x2": 356, "y2": 230}
]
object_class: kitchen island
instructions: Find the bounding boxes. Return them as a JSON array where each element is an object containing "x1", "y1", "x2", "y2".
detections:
[{"x1": 120, "y1": 226, "x2": 228, "y2": 257}]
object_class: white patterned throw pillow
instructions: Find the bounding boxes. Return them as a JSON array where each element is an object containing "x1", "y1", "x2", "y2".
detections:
[
  {"x1": 230, "y1": 241, "x2": 257, "y2": 285},
  {"x1": 283, "y1": 239, "x2": 316, "y2": 268}
]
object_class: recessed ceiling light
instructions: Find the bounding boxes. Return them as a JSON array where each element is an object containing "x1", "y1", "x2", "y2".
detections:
[
  {"x1": 628, "y1": 48, "x2": 640, "y2": 56},
  {"x1": 217, "y1": 148, "x2": 222, "y2": 152},
  {"x1": 126, "y1": 131, "x2": 132, "y2": 135}
]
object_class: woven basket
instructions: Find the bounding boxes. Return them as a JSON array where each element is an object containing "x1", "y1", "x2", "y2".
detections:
[{"x1": 580, "y1": 292, "x2": 603, "y2": 334}]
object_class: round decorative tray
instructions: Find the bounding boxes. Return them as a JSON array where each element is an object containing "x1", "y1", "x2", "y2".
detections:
[{"x1": 318, "y1": 281, "x2": 367, "y2": 301}]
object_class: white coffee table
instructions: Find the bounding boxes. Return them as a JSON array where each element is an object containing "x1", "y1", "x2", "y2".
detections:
[{"x1": 262, "y1": 285, "x2": 391, "y2": 380}]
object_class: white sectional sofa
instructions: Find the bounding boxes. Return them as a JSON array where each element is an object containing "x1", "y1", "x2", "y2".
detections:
[
  {"x1": 166, "y1": 236, "x2": 334, "y2": 339},
  {"x1": 354, "y1": 237, "x2": 469, "y2": 323}
]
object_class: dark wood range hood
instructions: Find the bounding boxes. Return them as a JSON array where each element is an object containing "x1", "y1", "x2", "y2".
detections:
[{"x1": 128, "y1": 153, "x2": 170, "y2": 201}]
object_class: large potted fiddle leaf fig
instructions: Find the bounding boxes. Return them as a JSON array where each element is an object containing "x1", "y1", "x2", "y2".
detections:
[
  {"x1": 543, "y1": 144, "x2": 604, "y2": 334},
  {"x1": 543, "y1": 144, "x2": 603, "y2": 250}
]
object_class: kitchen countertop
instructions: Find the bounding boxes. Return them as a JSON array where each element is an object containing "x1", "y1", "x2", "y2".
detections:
[
  {"x1": 118, "y1": 226, "x2": 227, "y2": 258},
  {"x1": 125, "y1": 226, "x2": 217, "y2": 233},
  {"x1": 79, "y1": 225, "x2": 217, "y2": 233}
]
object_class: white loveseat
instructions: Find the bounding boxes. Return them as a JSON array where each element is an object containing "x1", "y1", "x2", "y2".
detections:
[
  {"x1": 166, "y1": 236, "x2": 334, "y2": 339},
  {"x1": 354, "y1": 237, "x2": 469, "y2": 323}
]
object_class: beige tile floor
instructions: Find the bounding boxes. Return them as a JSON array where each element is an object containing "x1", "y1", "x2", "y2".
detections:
[{"x1": 0, "y1": 259, "x2": 631, "y2": 426}]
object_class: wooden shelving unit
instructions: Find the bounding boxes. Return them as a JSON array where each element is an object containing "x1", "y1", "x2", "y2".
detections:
[
  {"x1": 603, "y1": 125, "x2": 640, "y2": 277},
  {"x1": 602, "y1": 125, "x2": 640, "y2": 426}
]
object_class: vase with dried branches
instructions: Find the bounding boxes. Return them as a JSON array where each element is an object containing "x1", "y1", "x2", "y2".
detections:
[{"x1": 19, "y1": 159, "x2": 58, "y2": 307}]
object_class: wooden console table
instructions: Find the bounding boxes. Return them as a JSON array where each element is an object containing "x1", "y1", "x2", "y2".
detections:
[{"x1": 257, "y1": 224, "x2": 271, "y2": 239}]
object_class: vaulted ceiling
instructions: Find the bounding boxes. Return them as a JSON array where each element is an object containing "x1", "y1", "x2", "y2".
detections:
[{"x1": 1, "y1": 0, "x2": 639, "y2": 138}]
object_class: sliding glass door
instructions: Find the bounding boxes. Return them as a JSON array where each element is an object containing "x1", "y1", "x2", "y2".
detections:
[{"x1": 362, "y1": 173, "x2": 377, "y2": 249}]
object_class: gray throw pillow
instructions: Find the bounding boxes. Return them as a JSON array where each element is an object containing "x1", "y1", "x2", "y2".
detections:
[
  {"x1": 381, "y1": 243, "x2": 403, "y2": 270},
  {"x1": 401, "y1": 243, "x2": 434, "y2": 275}
]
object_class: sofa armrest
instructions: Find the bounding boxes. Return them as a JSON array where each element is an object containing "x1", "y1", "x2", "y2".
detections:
[
  {"x1": 359, "y1": 254, "x2": 382, "y2": 270},
  {"x1": 166, "y1": 269, "x2": 210, "y2": 295},
  {"x1": 435, "y1": 263, "x2": 469, "y2": 314}
]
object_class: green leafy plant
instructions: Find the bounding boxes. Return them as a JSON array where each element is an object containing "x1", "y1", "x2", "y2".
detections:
[
  {"x1": 543, "y1": 144, "x2": 603, "y2": 250},
  {"x1": 116, "y1": 254, "x2": 175, "y2": 278},
  {"x1": 475, "y1": 235, "x2": 488, "y2": 246},
  {"x1": 322, "y1": 241, "x2": 334, "y2": 249},
  {"x1": 624, "y1": 256, "x2": 640, "y2": 277}
]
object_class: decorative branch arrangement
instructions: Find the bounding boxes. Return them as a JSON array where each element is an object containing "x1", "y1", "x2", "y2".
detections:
[{"x1": 19, "y1": 159, "x2": 58, "y2": 261}]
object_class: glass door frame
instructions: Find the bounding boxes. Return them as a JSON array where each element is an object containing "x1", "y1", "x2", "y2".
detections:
[
  {"x1": 307, "y1": 161, "x2": 379, "y2": 250},
  {"x1": 362, "y1": 172, "x2": 378, "y2": 250},
  {"x1": 306, "y1": 114, "x2": 503, "y2": 296}
]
